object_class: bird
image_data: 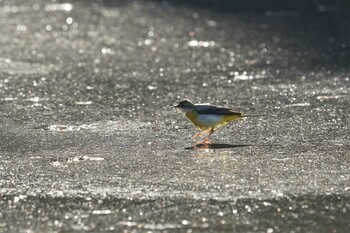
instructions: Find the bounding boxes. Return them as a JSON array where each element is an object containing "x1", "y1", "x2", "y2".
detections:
[{"x1": 174, "y1": 99, "x2": 273, "y2": 144}]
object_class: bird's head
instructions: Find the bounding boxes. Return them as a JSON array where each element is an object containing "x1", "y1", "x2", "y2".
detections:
[{"x1": 174, "y1": 99, "x2": 195, "y2": 112}]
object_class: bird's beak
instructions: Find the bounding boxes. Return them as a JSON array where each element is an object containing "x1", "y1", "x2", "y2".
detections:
[{"x1": 173, "y1": 105, "x2": 179, "y2": 108}]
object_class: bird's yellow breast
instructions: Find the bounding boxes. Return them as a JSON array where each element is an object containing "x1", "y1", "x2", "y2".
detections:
[
  {"x1": 185, "y1": 111, "x2": 200, "y2": 126},
  {"x1": 185, "y1": 111, "x2": 241, "y2": 130}
]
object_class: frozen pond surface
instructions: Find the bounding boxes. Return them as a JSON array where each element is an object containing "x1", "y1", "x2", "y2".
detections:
[{"x1": 0, "y1": 0, "x2": 349, "y2": 232}]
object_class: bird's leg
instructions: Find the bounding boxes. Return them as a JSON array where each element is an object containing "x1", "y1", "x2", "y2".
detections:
[
  {"x1": 192, "y1": 129, "x2": 211, "y2": 139},
  {"x1": 202, "y1": 128, "x2": 214, "y2": 144},
  {"x1": 193, "y1": 128, "x2": 215, "y2": 145},
  {"x1": 193, "y1": 132, "x2": 205, "y2": 145},
  {"x1": 208, "y1": 127, "x2": 214, "y2": 137},
  {"x1": 192, "y1": 131, "x2": 203, "y2": 139}
]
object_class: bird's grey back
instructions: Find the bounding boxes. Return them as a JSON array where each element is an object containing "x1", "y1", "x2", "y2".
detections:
[{"x1": 194, "y1": 104, "x2": 241, "y2": 115}]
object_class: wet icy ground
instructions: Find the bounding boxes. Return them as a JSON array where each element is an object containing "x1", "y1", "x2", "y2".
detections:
[{"x1": 0, "y1": 0, "x2": 349, "y2": 232}]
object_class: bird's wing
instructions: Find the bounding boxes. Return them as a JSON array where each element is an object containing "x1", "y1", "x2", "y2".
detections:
[{"x1": 195, "y1": 105, "x2": 241, "y2": 116}]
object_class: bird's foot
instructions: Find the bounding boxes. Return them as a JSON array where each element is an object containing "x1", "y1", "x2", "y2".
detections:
[
  {"x1": 194, "y1": 139, "x2": 211, "y2": 149},
  {"x1": 195, "y1": 140, "x2": 203, "y2": 145},
  {"x1": 196, "y1": 138, "x2": 211, "y2": 145},
  {"x1": 203, "y1": 137, "x2": 211, "y2": 144}
]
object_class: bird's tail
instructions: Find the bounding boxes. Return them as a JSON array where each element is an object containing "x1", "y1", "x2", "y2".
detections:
[{"x1": 242, "y1": 114, "x2": 276, "y2": 117}]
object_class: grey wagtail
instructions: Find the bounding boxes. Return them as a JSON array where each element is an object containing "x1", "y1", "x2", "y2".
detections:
[{"x1": 174, "y1": 99, "x2": 273, "y2": 144}]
